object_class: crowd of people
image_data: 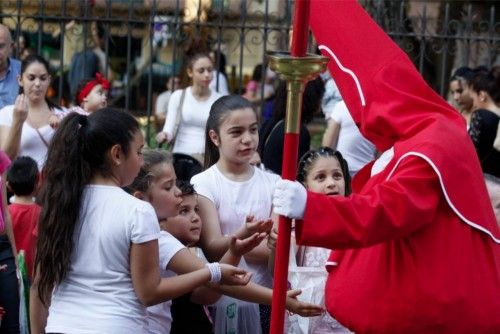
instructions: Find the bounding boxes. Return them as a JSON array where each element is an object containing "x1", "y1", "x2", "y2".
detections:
[{"x1": 0, "y1": 1, "x2": 499, "y2": 331}]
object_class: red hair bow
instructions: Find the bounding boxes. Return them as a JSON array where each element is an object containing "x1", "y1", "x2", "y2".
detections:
[{"x1": 77, "y1": 72, "x2": 110, "y2": 105}]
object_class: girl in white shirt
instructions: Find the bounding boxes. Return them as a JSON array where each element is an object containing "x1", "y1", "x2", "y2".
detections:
[
  {"x1": 156, "y1": 52, "x2": 223, "y2": 161},
  {"x1": 191, "y1": 95, "x2": 281, "y2": 334},
  {"x1": 0, "y1": 55, "x2": 64, "y2": 170},
  {"x1": 268, "y1": 147, "x2": 352, "y2": 333},
  {"x1": 29, "y1": 108, "x2": 250, "y2": 334}
]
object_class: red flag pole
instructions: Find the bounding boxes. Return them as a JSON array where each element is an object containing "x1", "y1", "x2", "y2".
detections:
[
  {"x1": 290, "y1": 0, "x2": 310, "y2": 57},
  {"x1": 269, "y1": 1, "x2": 311, "y2": 333}
]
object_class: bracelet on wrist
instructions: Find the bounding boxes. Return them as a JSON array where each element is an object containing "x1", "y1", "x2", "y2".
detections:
[{"x1": 205, "y1": 262, "x2": 222, "y2": 283}]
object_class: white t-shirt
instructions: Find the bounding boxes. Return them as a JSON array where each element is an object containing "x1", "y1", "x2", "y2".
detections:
[
  {"x1": 0, "y1": 105, "x2": 64, "y2": 170},
  {"x1": 329, "y1": 101, "x2": 376, "y2": 176},
  {"x1": 46, "y1": 185, "x2": 161, "y2": 334},
  {"x1": 161, "y1": 87, "x2": 222, "y2": 155},
  {"x1": 209, "y1": 71, "x2": 229, "y2": 95},
  {"x1": 155, "y1": 90, "x2": 173, "y2": 117},
  {"x1": 191, "y1": 164, "x2": 279, "y2": 287},
  {"x1": 147, "y1": 231, "x2": 185, "y2": 334}
]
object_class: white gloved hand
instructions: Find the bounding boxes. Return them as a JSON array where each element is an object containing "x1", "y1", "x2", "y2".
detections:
[{"x1": 272, "y1": 179, "x2": 307, "y2": 219}]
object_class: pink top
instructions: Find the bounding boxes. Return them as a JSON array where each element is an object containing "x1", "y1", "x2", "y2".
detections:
[{"x1": 0, "y1": 150, "x2": 12, "y2": 233}]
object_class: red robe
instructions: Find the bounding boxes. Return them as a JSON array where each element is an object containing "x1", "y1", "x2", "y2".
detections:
[
  {"x1": 294, "y1": 1, "x2": 500, "y2": 333},
  {"x1": 297, "y1": 156, "x2": 500, "y2": 333}
]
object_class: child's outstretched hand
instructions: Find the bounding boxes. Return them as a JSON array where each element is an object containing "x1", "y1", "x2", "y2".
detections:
[
  {"x1": 219, "y1": 263, "x2": 252, "y2": 286},
  {"x1": 0, "y1": 264, "x2": 6, "y2": 271},
  {"x1": 267, "y1": 225, "x2": 278, "y2": 250},
  {"x1": 285, "y1": 289, "x2": 324, "y2": 317},
  {"x1": 243, "y1": 215, "x2": 273, "y2": 237},
  {"x1": 229, "y1": 233, "x2": 267, "y2": 258}
]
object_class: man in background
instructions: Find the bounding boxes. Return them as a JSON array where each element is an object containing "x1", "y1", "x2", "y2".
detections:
[{"x1": 0, "y1": 24, "x2": 21, "y2": 110}]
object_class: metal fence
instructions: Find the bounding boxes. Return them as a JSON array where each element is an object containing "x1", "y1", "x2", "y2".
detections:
[{"x1": 1, "y1": 0, "x2": 498, "y2": 141}]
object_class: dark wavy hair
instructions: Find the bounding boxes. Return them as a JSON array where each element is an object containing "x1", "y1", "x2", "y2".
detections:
[
  {"x1": 296, "y1": 147, "x2": 351, "y2": 195},
  {"x1": 469, "y1": 66, "x2": 500, "y2": 104},
  {"x1": 177, "y1": 180, "x2": 196, "y2": 197},
  {"x1": 203, "y1": 95, "x2": 255, "y2": 169},
  {"x1": 35, "y1": 108, "x2": 139, "y2": 304}
]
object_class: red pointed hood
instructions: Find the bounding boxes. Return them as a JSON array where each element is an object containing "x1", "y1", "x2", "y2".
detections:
[{"x1": 310, "y1": 0, "x2": 499, "y2": 242}]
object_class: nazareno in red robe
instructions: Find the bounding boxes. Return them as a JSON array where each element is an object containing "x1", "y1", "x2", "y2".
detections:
[{"x1": 294, "y1": 1, "x2": 500, "y2": 333}]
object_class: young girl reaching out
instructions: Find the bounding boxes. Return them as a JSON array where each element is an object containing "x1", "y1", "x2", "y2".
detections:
[
  {"x1": 269, "y1": 147, "x2": 352, "y2": 333},
  {"x1": 127, "y1": 149, "x2": 263, "y2": 333},
  {"x1": 128, "y1": 149, "x2": 324, "y2": 333},
  {"x1": 191, "y1": 95, "x2": 281, "y2": 334},
  {"x1": 30, "y1": 109, "x2": 250, "y2": 334}
]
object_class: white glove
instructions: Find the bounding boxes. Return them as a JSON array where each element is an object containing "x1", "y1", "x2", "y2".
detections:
[{"x1": 272, "y1": 179, "x2": 307, "y2": 219}]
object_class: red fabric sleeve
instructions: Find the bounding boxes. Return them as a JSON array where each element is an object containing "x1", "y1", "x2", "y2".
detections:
[{"x1": 296, "y1": 156, "x2": 441, "y2": 249}]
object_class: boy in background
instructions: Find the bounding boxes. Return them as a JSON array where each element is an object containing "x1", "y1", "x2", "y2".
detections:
[{"x1": 6, "y1": 156, "x2": 40, "y2": 280}]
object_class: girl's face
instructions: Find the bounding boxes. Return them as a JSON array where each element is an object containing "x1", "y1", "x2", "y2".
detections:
[
  {"x1": 146, "y1": 163, "x2": 182, "y2": 220},
  {"x1": 449, "y1": 79, "x2": 473, "y2": 111},
  {"x1": 304, "y1": 156, "x2": 346, "y2": 197},
  {"x1": 210, "y1": 108, "x2": 259, "y2": 166},
  {"x1": 187, "y1": 56, "x2": 213, "y2": 88},
  {"x1": 114, "y1": 130, "x2": 144, "y2": 187},
  {"x1": 160, "y1": 194, "x2": 201, "y2": 246},
  {"x1": 83, "y1": 84, "x2": 108, "y2": 112},
  {"x1": 18, "y1": 61, "x2": 51, "y2": 102}
]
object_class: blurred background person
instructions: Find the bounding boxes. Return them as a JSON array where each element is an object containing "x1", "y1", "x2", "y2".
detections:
[
  {"x1": 155, "y1": 75, "x2": 181, "y2": 130},
  {"x1": 448, "y1": 66, "x2": 475, "y2": 128},
  {"x1": 467, "y1": 67, "x2": 500, "y2": 177},
  {"x1": 209, "y1": 50, "x2": 229, "y2": 95},
  {"x1": 0, "y1": 24, "x2": 21, "y2": 110},
  {"x1": 322, "y1": 100, "x2": 376, "y2": 177}
]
